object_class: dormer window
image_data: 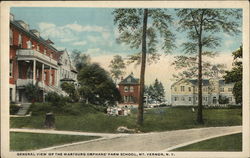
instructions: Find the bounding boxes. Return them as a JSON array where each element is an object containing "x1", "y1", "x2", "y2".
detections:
[
  {"x1": 44, "y1": 49, "x2": 47, "y2": 54},
  {"x1": 37, "y1": 45, "x2": 40, "y2": 51},
  {"x1": 127, "y1": 77, "x2": 131, "y2": 82}
]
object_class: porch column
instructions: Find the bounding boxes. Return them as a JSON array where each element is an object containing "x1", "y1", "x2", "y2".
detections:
[
  {"x1": 41, "y1": 64, "x2": 44, "y2": 84},
  {"x1": 49, "y1": 66, "x2": 51, "y2": 86},
  {"x1": 33, "y1": 60, "x2": 36, "y2": 84}
]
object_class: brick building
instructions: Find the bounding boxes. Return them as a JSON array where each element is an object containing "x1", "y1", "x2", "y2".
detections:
[
  {"x1": 118, "y1": 73, "x2": 140, "y2": 107},
  {"x1": 9, "y1": 13, "x2": 76, "y2": 103}
]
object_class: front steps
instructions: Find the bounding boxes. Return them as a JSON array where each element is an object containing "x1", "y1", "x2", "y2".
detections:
[{"x1": 16, "y1": 103, "x2": 31, "y2": 116}]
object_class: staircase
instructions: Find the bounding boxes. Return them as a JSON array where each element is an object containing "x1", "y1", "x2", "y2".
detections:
[{"x1": 17, "y1": 103, "x2": 31, "y2": 116}]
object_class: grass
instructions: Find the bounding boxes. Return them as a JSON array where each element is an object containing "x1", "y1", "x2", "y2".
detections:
[
  {"x1": 10, "y1": 132, "x2": 100, "y2": 151},
  {"x1": 172, "y1": 133, "x2": 242, "y2": 151},
  {"x1": 10, "y1": 107, "x2": 242, "y2": 133}
]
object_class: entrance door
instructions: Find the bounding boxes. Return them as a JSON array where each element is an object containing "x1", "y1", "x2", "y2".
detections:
[{"x1": 213, "y1": 97, "x2": 217, "y2": 104}]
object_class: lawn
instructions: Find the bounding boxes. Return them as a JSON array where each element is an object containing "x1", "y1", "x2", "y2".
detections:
[
  {"x1": 172, "y1": 133, "x2": 242, "y2": 151},
  {"x1": 10, "y1": 132, "x2": 100, "y2": 151},
  {"x1": 10, "y1": 107, "x2": 242, "y2": 133}
]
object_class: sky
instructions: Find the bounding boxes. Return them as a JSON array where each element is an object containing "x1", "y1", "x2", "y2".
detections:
[{"x1": 11, "y1": 7, "x2": 242, "y2": 102}]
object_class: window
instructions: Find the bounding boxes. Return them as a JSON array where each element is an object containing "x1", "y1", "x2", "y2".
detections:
[
  {"x1": 124, "y1": 86, "x2": 128, "y2": 92},
  {"x1": 174, "y1": 97, "x2": 178, "y2": 101},
  {"x1": 10, "y1": 88, "x2": 13, "y2": 101},
  {"x1": 181, "y1": 86, "x2": 185, "y2": 92},
  {"x1": 196, "y1": 97, "x2": 198, "y2": 101},
  {"x1": 10, "y1": 29, "x2": 13, "y2": 45},
  {"x1": 189, "y1": 97, "x2": 192, "y2": 101},
  {"x1": 129, "y1": 96, "x2": 134, "y2": 103},
  {"x1": 228, "y1": 88, "x2": 233, "y2": 92},
  {"x1": 203, "y1": 87, "x2": 207, "y2": 92},
  {"x1": 27, "y1": 40, "x2": 32, "y2": 49},
  {"x1": 44, "y1": 72, "x2": 47, "y2": 81},
  {"x1": 174, "y1": 87, "x2": 177, "y2": 92},
  {"x1": 130, "y1": 86, "x2": 134, "y2": 92},
  {"x1": 127, "y1": 77, "x2": 131, "y2": 83},
  {"x1": 229, "y1": 97, "x2": 232, "y2": 101},
  {"x1": 124, "y1": 96, "x2": 128, "y2": 103},
  {"x1": 188, "y1": 87, "x2": 191, "y2": 92},
  {"x1": 44, "y1": 49, "x2": 47, "y2": 54},
  {"x1": 9, "y1": 60, "x2": 13, "y2": 77},
  {"x1": 181, "y1": 97, "x2": 185, "y2": 101},
  {"x1": 220, "y1": 88, "x2": 224, "y2": 92},
  {"x1": 18, "y1": 34, "x2": 22, "y2": 47}
]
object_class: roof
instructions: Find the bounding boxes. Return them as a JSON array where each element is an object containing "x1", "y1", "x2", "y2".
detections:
[
  {"x1": 188, "y1": 79, "x2": 210, "y2": 86},
  {"x1": 10, "y1": 20, "x2": 58, "y2": 52},
  {"x1": 118, "y1": 74, "x2": 139, "y2": 85}
]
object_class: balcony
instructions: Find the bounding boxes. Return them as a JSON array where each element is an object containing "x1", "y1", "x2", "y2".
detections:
[
  {"x1": 16, "y1": 79, "x2": 44, "y2": 88},
  {"x1": 17, "y1": 49, "x2": 57, "y2": 67}
]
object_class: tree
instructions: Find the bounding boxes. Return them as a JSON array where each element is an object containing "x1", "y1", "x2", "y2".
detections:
[
  {"x1": 172, "y1": 52, "x2": 226, "y2": 79},
  {"x1": 113, "y1": 9, "x2": 175, "y2": 125},
  {"x1": 145, "y1": 79, "x2": 165, "y2": 104},
  {"x1": 176, "y1": 9, "x2": 241, "y2": 124},
  {"x1": 71, "y1": 49, "x2": 91, "y2": 72},
  {"x1": 24, "y1": 83, "x2": 41, "y2": 103},
  {"x1": 224, "y1": 46, "x2": 242, "y2": 104},
  {"x1": 109, "y1": 55, "x2": 126, "y2": 83},
  {"x1": 61, "y1": 82, "x2": 79, "y2": 102},
  {"x1": 78, "y1": 63, "x2": 121, "y2": 106}
]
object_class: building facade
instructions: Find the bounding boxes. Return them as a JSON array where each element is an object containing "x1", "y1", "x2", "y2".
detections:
[
  {"x1": 9, "y1": 13, "x2": 77, "y2": 103},
  {"x1": 171, "y1": 78, "x2": 236, "y2": 106},
  {"x1": 118, "y1": 73, "x2": 140, "y2": 107}
]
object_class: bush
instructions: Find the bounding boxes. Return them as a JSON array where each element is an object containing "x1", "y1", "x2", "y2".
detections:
[
  {"x1": 45, "y1": 92, "x2": 69, "y2": 107},
  {"x1": 28, "y1": 102, "x2": 54, "y2": 116},
  {"x1": 10, "y1": 104, "x2": 21, "y2": 115}
]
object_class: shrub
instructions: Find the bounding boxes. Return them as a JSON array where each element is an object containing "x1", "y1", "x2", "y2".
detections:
[
  {"x1": 10, "y1": 104, "x2": 21, "y2": 115},
  {"x1": 28, "y1": 102, "x2": 54, "y2": 116},
  {"x1": 45, "y1": 92, "x2": 69, "y2": 107}
]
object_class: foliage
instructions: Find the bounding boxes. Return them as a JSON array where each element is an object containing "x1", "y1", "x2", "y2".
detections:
[
  {"x1": 28, "y1": 102, "x2": 54, "y2": 116},
  {"x1": 224, "y1": 46, "x2": 242, "y2": 104},
  {"x1": 10, "y1": 104, "x2": 21, "y2": 115},
  {"x1": 218, "y1": 95, "x2": 229, "y2": 104},
  {"x1": 78, "y1": 63, "x2": 121, "y2": 106},
  {"x1": 45, "y1": 92, "x2": 69, "y2": 107},
  {"x1": 61, "y1": 82, "x2": 79, "y2": 102},
  {"x1": 113, "y1": 8, "x2": 175, "y2": 125},
  {"x1": 172, "y1": 53, "x2": 226, "y2": 79},
  {"x1": 24, "y1": 83, "x2": 42, "y2": 102},
  {"x1": 176, "y1": 8, "x2": 242, "y2": 124},
  {"x1": 145, "y1": 79, "x2": 165, "y2": 103},
  {"x1": 10, "y1": 132, "x2": 99, "y2": 151},
  {"x1": 109, "y1": 55, "x2": 126, "y2": 83},
  {"x1": 71, "y1": 49, "x2": 91, "y2": 72}
]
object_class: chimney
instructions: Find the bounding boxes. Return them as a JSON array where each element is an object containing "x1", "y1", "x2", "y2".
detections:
[
  {"x1": 17, "y1": 20, "x2": 29, "y2": 30},
  {"x1": 31, "y1": 29, "x2": 40, "y2": 37},
  {"x1": 10, "y1": 13, "x2": 14, "y2": 21}
]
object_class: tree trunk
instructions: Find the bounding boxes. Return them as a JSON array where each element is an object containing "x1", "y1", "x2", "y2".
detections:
[
  {"x1": 137, "y1": 9, "x2": 148, "y2": 126},
  {"x1": 197, "y1": 39, "x2": 204, "y2": 124}
]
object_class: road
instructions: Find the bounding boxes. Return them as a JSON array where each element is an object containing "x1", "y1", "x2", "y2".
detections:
[{"x1": 11, "y1": 126, "x2": 241, "y2": 151}]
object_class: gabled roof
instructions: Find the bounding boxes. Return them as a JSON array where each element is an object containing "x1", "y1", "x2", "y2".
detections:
[{"x1": 118, "y1": 74, "x2": 139, "y2": 85}]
